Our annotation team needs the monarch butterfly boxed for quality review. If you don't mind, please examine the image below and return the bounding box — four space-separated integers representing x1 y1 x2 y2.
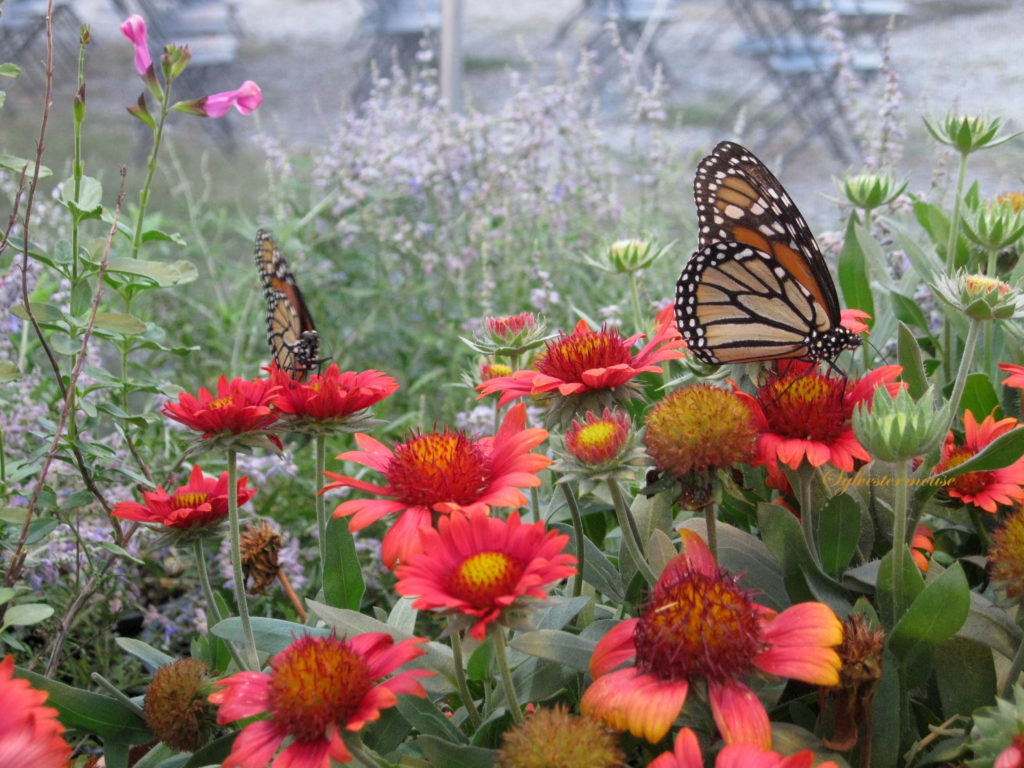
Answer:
255 229 321 380
674 141 862 367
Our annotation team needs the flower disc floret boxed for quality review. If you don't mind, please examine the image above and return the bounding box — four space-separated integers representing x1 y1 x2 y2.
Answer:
644 385 756 476
388 430 491 507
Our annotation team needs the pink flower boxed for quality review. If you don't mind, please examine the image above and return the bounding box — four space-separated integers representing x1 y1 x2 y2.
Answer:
200 80 262 118
841 308 872 334
999 362 1024 389
0 656 71 768
650 728 840 768
119 15 152 76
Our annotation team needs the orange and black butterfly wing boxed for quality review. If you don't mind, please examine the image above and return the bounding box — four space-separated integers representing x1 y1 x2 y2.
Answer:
255 229 321 380
677 141 860 365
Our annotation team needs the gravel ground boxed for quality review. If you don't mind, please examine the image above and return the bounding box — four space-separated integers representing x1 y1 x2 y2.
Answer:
5 0 1024 224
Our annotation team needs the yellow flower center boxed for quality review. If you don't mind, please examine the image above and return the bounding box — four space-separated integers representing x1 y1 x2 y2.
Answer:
268 636 373 743
208 396 234 409
635 566 762 682
965 274 1010 296
172 491 208 510
448 551 523 608
944 447 994 497
535 326 632 382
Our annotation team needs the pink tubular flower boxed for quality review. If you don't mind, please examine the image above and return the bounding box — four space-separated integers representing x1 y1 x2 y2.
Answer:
0 656 71 768
394 509 577 640
932 410 1024 513
1000 363 1024 389
200 80 262 118
476 315 685 409
120 14 152 76
322 402 550 568
649 728 840 768
747 361 903 473
269 363 398 422
163 375 280 438
582 530 842 746
210 633 431 768
112 464 256 531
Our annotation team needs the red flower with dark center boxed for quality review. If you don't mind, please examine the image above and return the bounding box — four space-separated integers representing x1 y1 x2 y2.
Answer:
163 375 280 438
932 410 1024 513
476 316 684 408
748 361 902 472
210 633 431 768
322 403 550 568
269 363 398 423
581 530 841 746
112 464 256 531
395 509 576 639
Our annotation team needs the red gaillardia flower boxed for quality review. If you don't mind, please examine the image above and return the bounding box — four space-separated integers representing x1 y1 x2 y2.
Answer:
911 524 935 573
112 464 256 531
566 408 632 466
322 403 551 568
210 633 431 768
999 362 1024 389
269 363 398 425
163 375 280 438
749 361 902 473
840 309 872 335
932 410 1024 513
486 312 537 340
0 656 71 768
649 727 840 768
476 315 685 412
394 510 576 640
581 530 842 746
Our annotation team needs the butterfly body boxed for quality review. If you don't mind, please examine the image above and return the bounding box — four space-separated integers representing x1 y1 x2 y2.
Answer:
675 141 861 366
255 229 321 380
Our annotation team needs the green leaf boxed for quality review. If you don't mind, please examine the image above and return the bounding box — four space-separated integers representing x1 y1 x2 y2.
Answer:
889 562 970 663
388 596 418 636
896 322 929 399
0 63 21 77
874 548 924 627
466 637 494 682
323 515 364 610
934 637 997 718
870 649 905 768
838 216 876 323
1 603 53 631
212 616 327 656
551 523 623 602
957 590 1023 659
816 493 861 577
417 734 495 768
511 629 595 672
0 362 19 382
14 667 152 744
140 228 187 246
62 175 103 219
890 291 931 332
934 426 1024 480
0 154 51 178
11 301 64 324
92 311 147 337
105 257 198 287
99 540 145 565
115 637 174 670
180 733 236 768
396 694 467 743
958 372 1000 421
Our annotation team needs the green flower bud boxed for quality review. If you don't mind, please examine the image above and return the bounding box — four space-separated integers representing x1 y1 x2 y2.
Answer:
584 237 673 275
842 172 907 212
852 387 947 463
161 43 192 82
962 200 1024 252
922 113 1020 155
931 272 1024 321
969 684 1024 768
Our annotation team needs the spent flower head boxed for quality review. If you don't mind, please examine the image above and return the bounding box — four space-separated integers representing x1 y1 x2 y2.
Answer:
494 705 623 768
143 659 217 753
923 113 1020 155
989 507 1024 603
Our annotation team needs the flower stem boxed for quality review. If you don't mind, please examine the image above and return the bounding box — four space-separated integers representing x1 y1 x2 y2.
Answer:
130 81 173 260
315 433 328 570
607 479 657 586
530 486 541 523
890 460 911 620
627 271 644 333
193 538 245 671
969 507 994 551
945 151 970 277
794 462 820 567
492 628 524 725
1001 630 1024 699
703 504 718 560
227 450 259 670
450 626 483 729
942 318 981 438
560 483 585 598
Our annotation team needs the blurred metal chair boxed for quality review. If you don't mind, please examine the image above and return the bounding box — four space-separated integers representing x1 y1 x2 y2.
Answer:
582 0 683 88
0 0 81 87
350 0 441 104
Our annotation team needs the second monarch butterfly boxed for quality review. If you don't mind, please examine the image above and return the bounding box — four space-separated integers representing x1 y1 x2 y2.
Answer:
255 229 321 380
674 141 862 367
